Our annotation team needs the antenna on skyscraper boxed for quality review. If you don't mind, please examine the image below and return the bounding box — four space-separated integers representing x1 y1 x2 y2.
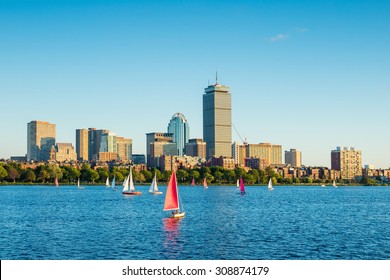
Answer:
215 70 218 85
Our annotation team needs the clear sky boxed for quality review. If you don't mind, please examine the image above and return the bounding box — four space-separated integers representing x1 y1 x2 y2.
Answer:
0 0 389 168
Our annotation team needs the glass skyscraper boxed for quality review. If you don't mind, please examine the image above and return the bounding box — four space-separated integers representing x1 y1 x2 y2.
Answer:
203 79 232 159
167 113 190 156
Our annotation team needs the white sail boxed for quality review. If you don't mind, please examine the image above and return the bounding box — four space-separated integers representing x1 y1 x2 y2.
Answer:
268 178 274 191
333 180 337 188
77 178 80 187
122 175 129 192
236 179 239 188
149 173 159 193
129 166 135 192
111 177 116 189
106 177 110 187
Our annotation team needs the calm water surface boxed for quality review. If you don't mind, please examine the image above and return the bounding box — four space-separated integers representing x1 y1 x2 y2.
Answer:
0 185 389 260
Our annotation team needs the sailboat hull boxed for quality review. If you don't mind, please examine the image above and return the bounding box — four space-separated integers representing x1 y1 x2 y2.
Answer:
149 191 163 195
169 212 185 218
122 191 142 195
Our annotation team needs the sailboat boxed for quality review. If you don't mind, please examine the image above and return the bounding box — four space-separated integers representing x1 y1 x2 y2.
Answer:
268 178 274 191
105 177 110 188
333 180 338 188
203 177 208 189
122 166 142 195
111 176 117 191
149 173 163 195
191 178 195 186
239 176 246 194
54 177 59 187
164 171 185 218
77 178 84 189
236 179 240 189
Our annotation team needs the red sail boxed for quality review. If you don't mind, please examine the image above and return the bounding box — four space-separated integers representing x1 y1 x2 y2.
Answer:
164 172 179 211
239 177 245 193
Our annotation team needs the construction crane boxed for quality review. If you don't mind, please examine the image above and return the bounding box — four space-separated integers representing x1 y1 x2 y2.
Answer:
232 123 247 145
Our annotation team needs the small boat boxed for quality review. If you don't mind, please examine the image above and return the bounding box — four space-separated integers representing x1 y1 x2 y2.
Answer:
164 171 185 218
321 184 326 187
203 177 208 189
268 178 274 191
149 172 163 195
105 177 110 188
191 178 195 186
111 176 117 191
333 180 338 188
122 166 142 195
77 178 84 189
236 179 239 189
238 176 246 194
54 177 59 187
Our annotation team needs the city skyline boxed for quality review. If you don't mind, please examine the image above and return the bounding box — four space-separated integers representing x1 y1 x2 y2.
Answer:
1 0 389 168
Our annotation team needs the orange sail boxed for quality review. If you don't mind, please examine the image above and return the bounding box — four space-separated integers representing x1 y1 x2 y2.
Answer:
164 172 179 211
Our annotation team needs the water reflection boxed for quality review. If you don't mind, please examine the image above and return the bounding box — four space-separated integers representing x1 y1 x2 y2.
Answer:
162 218 183 259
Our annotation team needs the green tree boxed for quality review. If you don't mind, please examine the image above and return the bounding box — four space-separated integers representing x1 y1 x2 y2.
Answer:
7 167 20 183
141 170 153 182
223 169 236 184
293 177 300 184
89 169 99 183
36 165 50 183
112 171 124 182
188 170 200 183
97 168 110 182
204 173 214 185
176 169 188 183
0 165 8 181
21 169 36 183
214 171 224 183
48 164 63 182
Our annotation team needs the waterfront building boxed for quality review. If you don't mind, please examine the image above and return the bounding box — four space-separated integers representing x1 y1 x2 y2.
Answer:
185 138 206 158
132 154 146 164
100 132 117 154
54 143 77 162
76 129 89 161
331 146 362 179
203 76 232 159
88 128 110 161
210 156 235 170
235 143 282 167
146 132 176 167
27 120 56 162
245 157 269 170
98 152 118 162
167 113 190 156
285 149 302 167
116 136 132 162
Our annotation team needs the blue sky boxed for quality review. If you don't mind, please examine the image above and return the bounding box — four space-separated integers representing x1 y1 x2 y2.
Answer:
1 0 389 168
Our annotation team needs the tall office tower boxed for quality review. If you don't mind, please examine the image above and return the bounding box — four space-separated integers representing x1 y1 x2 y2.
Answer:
27 120 56 161
203 75 232 159
285 149 302 167
244 143 282 165
88 128 109 161
167 113 190 156
331 146 362 179
116 136 133 162
100 132 117 153
76 129 89 161
185 138 206 158
146 132 177 167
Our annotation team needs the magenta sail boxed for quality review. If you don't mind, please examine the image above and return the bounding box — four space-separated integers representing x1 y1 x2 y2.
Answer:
239 177 245 193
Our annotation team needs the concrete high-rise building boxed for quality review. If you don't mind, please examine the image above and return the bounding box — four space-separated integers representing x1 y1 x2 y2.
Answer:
27 120 56 161
203 76 232 159
167 113 190 156
237 143 282 166
285 149 302 167
54 143 77 162
100 132 117 153
76 129 89 161
232 141 246 166
331 146 362 179
146 132 177 167
88 128 109 161
185 138 206 158
116 136 132 162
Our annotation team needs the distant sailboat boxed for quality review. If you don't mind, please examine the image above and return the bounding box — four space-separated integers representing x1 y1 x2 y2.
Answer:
268 178 274 191
239 176 245 194
191 178 195 186
105 177 110 188
236 179 239 189
54 177 59 187
333 180 338 188
77 178 84 189
203 177 208 189
111 176 117 191
164 171 185 218
122 166 142 195
149 173 163 195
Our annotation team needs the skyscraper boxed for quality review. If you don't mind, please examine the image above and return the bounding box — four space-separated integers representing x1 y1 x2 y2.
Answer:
203 75 232 159
146 132 177 167
331 146 362 179
88 128 109 161
167 112 189 156
27 120 56 161
285 149 302 167
76 129 89 161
